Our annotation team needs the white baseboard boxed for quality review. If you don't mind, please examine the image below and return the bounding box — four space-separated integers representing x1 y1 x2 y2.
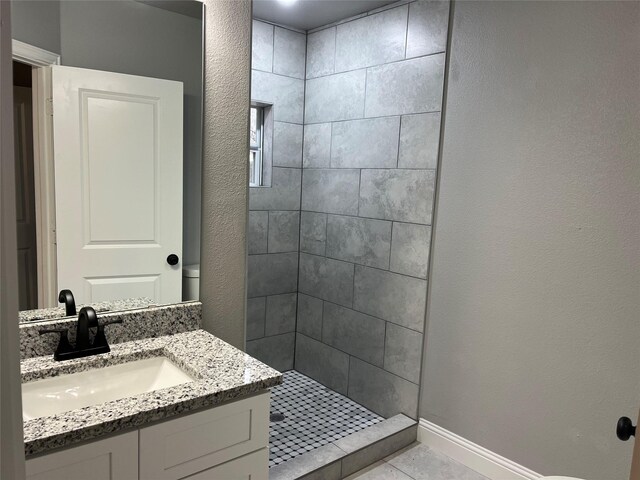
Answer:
418 418 542 480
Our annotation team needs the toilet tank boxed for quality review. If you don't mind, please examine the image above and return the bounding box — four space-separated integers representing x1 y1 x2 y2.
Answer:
182 264 200 301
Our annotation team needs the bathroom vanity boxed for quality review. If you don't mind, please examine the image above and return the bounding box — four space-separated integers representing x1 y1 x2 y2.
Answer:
20 324 282 480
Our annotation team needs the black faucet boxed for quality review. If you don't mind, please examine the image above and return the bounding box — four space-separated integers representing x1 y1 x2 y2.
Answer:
39 307 123 361
58 289 77 317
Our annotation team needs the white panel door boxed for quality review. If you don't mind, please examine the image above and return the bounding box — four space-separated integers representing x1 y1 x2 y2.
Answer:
51 66 183 305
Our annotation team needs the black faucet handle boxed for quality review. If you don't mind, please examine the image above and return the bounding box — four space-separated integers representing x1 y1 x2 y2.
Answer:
39 328 74 360
93 319 123 349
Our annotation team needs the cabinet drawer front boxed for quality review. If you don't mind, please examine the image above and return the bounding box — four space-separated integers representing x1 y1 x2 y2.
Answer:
182 449 268 480
139 393 270 479
26 431 138 480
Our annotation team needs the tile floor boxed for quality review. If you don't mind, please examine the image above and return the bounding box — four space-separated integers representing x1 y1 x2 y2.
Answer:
269 370 384 468
345 443 489 480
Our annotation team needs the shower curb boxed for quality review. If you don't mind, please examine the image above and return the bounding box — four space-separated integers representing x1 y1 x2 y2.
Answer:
269 414 417 480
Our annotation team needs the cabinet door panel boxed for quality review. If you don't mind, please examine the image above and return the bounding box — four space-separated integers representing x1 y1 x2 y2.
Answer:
26 431 138 480
140 393 270 479
182 449 268 480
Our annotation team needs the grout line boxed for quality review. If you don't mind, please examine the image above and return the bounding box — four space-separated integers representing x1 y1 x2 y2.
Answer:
298 207 433 230
291 28 309 371
304 109 442 126
332 26 337 74
404 1 410 59
296 280 425 338
396 116 403 168
305 50 445 82
307 0 418 35
252 66 305 82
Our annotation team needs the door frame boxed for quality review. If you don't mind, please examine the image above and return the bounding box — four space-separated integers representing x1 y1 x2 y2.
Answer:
12 40 59 308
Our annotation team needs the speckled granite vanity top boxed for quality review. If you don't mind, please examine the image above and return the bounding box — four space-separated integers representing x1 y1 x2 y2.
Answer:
22 329 282 456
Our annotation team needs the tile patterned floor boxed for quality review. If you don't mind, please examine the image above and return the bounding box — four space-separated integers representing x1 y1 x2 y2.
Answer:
269 370 384 468
345 443 489 480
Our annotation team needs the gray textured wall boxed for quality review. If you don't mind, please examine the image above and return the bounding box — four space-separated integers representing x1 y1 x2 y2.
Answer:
421 2 640 479
11 0 61 53
295 0 449 419
199 0 252 348
246 20 305 371
1 1 26 477
12 1 203 267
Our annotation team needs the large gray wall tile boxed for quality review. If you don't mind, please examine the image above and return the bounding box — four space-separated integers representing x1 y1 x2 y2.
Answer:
306 27 335 79
303 123 331 168
252 70 304 123
297 293 323 340
265 292 297 335
322 302 385 366
250 167 301 211
273 27 306 79
384 323 422 383
305 70 366 123
335 5 408 72
390 223 431 279
365 55 445 117
354 266 427 332
268 211 300 253
299 253 354 307
331 117 400 168
302 169 360 215
326 215 391 269
295 333 349 394
348 357 419 418
248 211 268 254
247 332 294 371
248 252 298 297
406 0 450 58
359 169 436 224
247 296 266 340
273 122 303 167
300 211 327 255
398 113 440 169
252 20 273 72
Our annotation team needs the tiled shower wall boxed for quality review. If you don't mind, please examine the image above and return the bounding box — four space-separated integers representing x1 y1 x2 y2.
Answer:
247 1 450 419
295 1 449 419
246 20 306 371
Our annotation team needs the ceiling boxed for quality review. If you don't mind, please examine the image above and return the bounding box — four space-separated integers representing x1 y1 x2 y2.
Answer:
253 0 397 31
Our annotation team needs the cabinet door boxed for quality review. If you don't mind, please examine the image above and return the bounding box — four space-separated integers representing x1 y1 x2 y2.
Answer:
139 393 270 480
181 449 268 480
25 431 138 480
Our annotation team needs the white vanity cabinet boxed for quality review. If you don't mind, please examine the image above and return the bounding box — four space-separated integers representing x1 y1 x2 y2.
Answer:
25 393 270 480
25 431 139 480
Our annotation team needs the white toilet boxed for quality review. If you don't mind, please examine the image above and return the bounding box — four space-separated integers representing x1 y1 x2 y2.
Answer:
182 264 200 301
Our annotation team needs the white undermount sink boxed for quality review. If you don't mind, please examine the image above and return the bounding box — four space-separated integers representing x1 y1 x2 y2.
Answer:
22 357 194 421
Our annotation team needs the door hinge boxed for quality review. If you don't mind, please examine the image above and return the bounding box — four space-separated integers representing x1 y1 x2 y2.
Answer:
46 98 53 116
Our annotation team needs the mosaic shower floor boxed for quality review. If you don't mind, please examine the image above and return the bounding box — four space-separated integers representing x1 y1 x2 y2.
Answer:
268 370 384 468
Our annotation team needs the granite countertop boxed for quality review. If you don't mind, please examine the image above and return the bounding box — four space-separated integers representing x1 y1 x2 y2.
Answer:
19 297 154 323
22 329 282 457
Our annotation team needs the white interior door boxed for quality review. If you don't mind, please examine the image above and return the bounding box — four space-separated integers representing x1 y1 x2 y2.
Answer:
14 85 38 310
51 65 183 305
